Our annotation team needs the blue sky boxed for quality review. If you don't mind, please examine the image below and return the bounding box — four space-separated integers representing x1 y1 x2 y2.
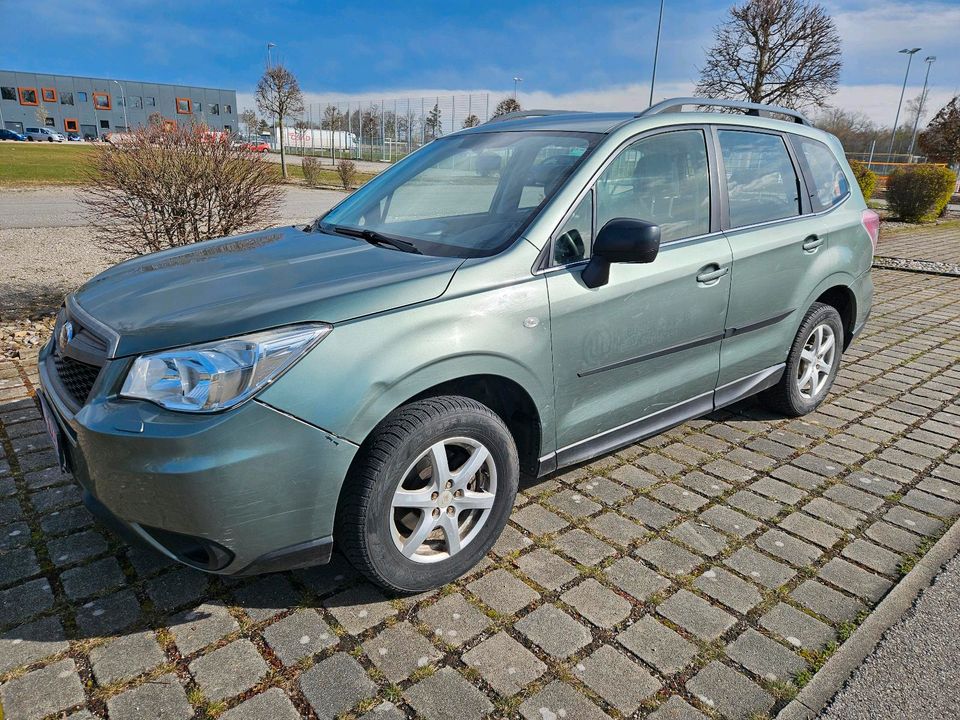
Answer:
2 0 958 123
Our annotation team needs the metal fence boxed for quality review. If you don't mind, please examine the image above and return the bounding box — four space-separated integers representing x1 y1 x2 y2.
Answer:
278 93 494 162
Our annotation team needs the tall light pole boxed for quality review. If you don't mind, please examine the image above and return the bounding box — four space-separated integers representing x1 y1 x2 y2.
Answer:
887 47 920 160
113 80 129 131
266 42 276 68
907 56 936 160
648 0 665 107
513 76 523 100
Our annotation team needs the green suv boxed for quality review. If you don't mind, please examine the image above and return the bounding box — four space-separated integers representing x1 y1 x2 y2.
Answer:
39 98 876 592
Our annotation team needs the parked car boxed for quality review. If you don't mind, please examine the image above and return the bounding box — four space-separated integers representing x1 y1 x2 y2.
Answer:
39 98 876 592
245 140 270 152
66 133 83 142
0 128 26 141
24 127 65 142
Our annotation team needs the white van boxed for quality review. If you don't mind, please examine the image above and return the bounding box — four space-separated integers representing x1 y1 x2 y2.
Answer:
24 127 65 142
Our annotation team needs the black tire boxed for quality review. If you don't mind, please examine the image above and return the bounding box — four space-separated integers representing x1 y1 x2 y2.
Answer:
761 302 844 417
337 395 519 593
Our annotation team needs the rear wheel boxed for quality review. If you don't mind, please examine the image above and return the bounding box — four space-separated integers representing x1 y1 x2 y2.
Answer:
338 396 519 592
761 302 843 417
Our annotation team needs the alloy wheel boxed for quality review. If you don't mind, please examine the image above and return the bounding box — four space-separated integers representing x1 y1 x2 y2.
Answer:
797 323 836 399
390 437 497 563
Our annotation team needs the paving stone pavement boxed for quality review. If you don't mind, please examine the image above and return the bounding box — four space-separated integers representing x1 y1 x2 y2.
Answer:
877 222 960 266
0 267 959 719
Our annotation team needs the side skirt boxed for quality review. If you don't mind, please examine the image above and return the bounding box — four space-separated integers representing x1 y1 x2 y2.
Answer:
540 364 785 476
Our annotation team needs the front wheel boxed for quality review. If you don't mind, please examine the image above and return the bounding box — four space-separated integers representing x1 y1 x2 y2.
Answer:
761 302 843 417
338 396 519 592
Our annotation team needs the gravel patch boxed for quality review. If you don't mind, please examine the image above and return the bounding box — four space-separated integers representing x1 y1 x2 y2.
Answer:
872 256 960 276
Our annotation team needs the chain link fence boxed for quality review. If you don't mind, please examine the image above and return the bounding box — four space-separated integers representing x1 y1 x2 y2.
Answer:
276 93 494 163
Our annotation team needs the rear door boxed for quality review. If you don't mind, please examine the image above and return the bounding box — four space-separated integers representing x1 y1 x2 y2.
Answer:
546 127 733 465
714 127 823 392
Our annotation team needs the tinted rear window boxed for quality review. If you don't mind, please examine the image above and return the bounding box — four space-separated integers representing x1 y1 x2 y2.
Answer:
795 136 850 210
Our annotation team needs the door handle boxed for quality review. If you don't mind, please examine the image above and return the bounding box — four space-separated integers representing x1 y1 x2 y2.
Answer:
802 235 824 253
696 265 729 285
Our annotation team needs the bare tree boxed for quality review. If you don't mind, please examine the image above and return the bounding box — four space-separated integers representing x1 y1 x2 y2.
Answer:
492 97 521 118
239 108 259 140
81 124 282 256
425 103 443 140
696 0 841 109
919 96 960 164
255 64 304 177
462 114 481 128
322 104 344 130
814 107 875 154
34 104 49 127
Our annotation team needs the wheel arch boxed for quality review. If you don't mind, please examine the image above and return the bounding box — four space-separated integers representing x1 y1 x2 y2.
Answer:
814 284 857 350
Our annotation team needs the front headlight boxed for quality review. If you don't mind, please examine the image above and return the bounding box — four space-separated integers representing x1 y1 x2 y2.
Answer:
120 324 331 412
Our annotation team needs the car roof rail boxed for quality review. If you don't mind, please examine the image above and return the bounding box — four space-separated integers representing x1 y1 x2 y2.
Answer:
482 109 578 125
639 97 812 126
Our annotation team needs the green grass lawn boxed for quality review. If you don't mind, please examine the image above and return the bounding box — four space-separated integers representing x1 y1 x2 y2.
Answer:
0 142 375 189
0 142 96 186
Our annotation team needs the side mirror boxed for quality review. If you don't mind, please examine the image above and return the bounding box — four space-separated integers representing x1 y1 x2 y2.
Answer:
581 218 661 288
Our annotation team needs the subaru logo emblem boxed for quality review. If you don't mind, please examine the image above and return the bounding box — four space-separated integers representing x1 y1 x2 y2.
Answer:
59 321 74 348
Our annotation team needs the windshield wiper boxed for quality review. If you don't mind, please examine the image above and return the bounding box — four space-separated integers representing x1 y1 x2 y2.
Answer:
324 224 421 254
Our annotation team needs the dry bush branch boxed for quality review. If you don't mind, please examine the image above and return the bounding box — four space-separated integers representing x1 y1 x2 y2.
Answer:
81 124 283 257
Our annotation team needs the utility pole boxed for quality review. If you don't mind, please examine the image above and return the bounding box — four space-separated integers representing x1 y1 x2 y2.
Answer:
113 80 129 131
887 47 920 161
648 0 665 107
907 56 936 160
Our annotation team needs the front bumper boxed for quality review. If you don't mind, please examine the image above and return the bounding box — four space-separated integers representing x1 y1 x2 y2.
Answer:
38 339 359 575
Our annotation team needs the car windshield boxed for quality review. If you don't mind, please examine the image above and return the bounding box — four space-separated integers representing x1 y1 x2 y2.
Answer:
319 130 601 257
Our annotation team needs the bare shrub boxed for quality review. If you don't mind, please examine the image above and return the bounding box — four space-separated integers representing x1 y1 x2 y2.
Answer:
301 156 324 186
337 159 357 190
81 124 283 257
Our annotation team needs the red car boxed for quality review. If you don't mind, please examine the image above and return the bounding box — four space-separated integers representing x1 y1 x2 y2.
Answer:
245 140 270 153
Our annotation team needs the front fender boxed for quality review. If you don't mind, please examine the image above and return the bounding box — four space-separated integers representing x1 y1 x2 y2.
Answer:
259 261 555 455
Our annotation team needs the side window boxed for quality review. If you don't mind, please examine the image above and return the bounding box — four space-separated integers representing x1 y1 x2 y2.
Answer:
795 136 849 211
595 129 711 243
717 130 800 227
552 190 593 265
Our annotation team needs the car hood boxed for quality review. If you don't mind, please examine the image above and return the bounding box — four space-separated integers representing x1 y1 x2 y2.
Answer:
73 226 464 357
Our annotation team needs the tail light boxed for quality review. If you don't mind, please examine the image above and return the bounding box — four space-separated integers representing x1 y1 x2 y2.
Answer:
861 209 880 254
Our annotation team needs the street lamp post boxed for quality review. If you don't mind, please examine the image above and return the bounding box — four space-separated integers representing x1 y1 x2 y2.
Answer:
267 42 276 68
648 0 665 108
113 80 129 131
513 76 523 100
887 47 920 161
907 56 936 160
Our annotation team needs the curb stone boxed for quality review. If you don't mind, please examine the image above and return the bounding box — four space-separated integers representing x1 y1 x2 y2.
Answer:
777 516 960 720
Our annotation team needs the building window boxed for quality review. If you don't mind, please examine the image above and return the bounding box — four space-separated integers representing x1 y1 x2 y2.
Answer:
145 96 155 107
93 92 111 110
44 117 55 127
195 102 202 112
100 119 110 129
60 92 74 106
225 104 232 114
130 96 142 109
77 91 88 102
210 103 219 115
1 87 15 100
224 124 232 132
64 118 79 132
18 88 39 105
176 97 192 114
41 87 57 103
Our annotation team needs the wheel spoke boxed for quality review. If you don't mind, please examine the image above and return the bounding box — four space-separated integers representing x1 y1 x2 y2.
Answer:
818 332 835 358
814 325 824 349
392 489 435 510
455 490 496 511
798 363 816 393
428 441 451 487
401 512 436 557
451 446 490 492
438 513 462 555
800 348 817 364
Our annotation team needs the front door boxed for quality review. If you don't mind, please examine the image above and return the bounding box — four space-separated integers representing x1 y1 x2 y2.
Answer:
546 128 732 466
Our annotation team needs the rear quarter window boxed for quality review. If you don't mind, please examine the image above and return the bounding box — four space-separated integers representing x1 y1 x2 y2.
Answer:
795 136 850 211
